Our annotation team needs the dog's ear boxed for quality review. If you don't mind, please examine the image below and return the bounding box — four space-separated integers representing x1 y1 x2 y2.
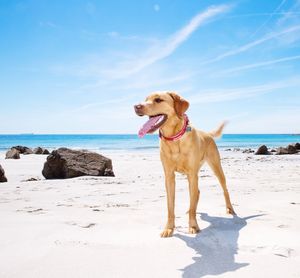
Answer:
168 92 189 117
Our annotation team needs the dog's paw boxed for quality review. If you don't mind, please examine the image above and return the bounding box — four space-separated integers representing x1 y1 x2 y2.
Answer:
227 207 236 215
189 226 200 234
160 228 174 238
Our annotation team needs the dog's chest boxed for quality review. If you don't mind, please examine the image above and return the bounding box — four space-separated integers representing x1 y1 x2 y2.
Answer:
161 144 192 174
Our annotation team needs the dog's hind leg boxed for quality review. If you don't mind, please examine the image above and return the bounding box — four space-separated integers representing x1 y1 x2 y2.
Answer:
206 142 236 215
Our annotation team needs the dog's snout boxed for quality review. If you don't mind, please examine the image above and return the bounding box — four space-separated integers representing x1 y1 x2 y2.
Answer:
134 104 145 116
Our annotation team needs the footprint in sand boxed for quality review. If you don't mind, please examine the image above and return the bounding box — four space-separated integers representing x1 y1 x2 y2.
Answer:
273 247 295 258
92 208 104 212
28 208 45 214
22 177 40 182
277 224 289 228
65 221 97 228
16 207 46 214
56 203 73 207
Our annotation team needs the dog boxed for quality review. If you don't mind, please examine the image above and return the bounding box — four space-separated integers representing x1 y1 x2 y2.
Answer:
134 92 235 237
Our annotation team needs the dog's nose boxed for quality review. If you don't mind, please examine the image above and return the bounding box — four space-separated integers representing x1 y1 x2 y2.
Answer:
134 104 144 116
134 104 144 113
134 104 143 110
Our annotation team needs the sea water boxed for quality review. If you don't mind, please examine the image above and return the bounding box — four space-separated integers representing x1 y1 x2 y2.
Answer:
0 134 299 152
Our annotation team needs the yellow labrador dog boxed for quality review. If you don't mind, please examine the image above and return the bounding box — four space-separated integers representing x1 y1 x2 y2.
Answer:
134 92 235 237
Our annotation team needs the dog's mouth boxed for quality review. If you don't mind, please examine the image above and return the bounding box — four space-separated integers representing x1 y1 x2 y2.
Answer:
138 114 168 138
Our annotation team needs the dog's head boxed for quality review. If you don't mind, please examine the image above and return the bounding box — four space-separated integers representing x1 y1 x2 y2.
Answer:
134 92 189 137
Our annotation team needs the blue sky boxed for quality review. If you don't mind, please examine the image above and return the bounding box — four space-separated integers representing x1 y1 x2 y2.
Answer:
0 0 300 134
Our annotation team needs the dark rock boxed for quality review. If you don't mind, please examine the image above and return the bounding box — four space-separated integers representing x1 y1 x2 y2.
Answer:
255 145 270 155
33 147 49 155
42 149 50 155
276 145 297 155
23 148 33 155
287 144 297 154
42 148 115 179
242 148 254 153
11 146 33 155
5 148 20 159
270 149 276 152
33 147 43 154
294 142 300 150
276 147 288 155
0 164 7 183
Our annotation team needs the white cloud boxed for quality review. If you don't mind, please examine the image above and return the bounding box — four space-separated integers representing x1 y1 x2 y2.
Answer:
277 0 300 26
225 11 300 19
218 54 300 75
201 24 300 65
249 0 287 38
103 4 232 79
51 4 232 87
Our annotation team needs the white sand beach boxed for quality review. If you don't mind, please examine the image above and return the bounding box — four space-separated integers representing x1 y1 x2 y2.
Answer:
0 151 299 278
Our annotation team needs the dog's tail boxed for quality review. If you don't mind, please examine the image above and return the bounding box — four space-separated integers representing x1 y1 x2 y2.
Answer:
209 121 227 138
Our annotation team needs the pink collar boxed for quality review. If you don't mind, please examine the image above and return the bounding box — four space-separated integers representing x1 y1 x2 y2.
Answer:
159 114 189 142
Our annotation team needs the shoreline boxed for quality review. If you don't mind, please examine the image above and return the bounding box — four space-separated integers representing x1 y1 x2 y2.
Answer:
1 133 300 154
1 144 300 157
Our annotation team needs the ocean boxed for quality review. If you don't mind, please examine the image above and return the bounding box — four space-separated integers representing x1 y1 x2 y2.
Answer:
0 134 299 152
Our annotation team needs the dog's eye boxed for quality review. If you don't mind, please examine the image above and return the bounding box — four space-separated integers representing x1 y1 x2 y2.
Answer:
154 98 163 103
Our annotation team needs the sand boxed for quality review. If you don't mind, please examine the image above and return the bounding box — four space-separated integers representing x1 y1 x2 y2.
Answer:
0 150 299 278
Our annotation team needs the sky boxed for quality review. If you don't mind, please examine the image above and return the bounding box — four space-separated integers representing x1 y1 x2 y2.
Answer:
0 0 300 134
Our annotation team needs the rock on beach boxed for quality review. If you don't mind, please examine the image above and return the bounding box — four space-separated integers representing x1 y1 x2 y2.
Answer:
0 164 7 182
5 148 20 159
11 146 33 155
255 145 270 155
42 148 115 179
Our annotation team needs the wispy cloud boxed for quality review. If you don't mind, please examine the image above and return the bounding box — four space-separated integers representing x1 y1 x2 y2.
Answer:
277 0 300 26
104 4 232 78
70 94 138 113
201 24 300 65
51 4 232 86
188 77 300 104
249 0 287 38
218 54 300 75
225 12 300 19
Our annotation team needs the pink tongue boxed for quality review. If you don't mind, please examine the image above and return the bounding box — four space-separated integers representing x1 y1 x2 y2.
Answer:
138 115 163 138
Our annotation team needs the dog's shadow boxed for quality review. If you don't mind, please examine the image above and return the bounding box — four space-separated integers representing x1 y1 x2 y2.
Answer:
175 213 263 278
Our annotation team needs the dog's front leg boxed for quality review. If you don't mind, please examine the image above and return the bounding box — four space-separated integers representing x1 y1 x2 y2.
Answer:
160 170 175 237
